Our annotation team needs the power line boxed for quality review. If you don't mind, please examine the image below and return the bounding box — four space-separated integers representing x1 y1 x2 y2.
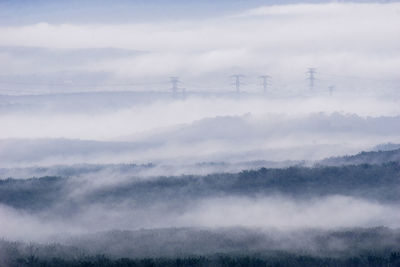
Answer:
0 80 168 87
318 72 397 83
1 71 398 97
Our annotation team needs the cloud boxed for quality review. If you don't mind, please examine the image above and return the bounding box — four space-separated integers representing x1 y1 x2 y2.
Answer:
179 195 400 229
1 95 399 141
0 195 398 242
0 2 399 91
2 111 400 168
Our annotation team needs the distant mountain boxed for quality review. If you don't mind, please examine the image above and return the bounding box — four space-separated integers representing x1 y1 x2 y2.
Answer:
319 148 400 166
123 113 400 144
2 113 400 167
1 163 399 213
372 143 400 152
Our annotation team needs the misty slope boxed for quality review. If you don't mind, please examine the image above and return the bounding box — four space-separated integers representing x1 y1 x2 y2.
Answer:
1 146 399 180
320 148 400 166
373 143 400 152
125 113 400 144
0 160 304 180
2 113 400 167
0 138 160 167
1 163 399 213
0 148 400 263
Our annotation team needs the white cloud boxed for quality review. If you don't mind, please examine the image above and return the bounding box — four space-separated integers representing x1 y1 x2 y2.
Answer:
0 195 398 242
0 2 398 86
179 195 400 229
1 96 399 141
2 108 400 167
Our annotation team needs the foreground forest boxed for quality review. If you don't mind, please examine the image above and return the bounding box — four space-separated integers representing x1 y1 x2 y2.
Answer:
1 226 400 266
6 249 400 267
1 155 400 211
0 149 399 266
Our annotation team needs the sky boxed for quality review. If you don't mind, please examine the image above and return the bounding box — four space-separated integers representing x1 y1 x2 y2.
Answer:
0 0 399 94
1 0 397 25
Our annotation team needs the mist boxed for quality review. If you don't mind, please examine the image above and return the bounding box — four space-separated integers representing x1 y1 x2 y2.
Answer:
0 195 398 243
0 2 399 94
1 1 400 265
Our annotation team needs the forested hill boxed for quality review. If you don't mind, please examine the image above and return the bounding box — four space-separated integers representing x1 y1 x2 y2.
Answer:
1 162 399 213
318 148 400 166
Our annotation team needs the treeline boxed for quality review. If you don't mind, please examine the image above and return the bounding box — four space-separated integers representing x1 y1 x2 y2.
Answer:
9 252 400 267
2 147 400 181
74 162 400 204
0 162 400 211
319 148 400 166
1 227 400 264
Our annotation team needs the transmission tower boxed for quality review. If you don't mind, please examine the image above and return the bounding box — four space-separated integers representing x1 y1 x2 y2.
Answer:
231 74 245 93
306 68 317 91
169 76 180 96
259 75 271 93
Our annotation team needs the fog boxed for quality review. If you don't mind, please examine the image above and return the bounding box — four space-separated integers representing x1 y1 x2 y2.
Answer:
1 1 399 263
1 109 400 168
0 2 399 94
2 95 400 138
0 195 398 243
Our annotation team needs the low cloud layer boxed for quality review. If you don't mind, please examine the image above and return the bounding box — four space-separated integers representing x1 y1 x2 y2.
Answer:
0 195 397 242
1 95 400 140
2 111 400 168
0 2 399 94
